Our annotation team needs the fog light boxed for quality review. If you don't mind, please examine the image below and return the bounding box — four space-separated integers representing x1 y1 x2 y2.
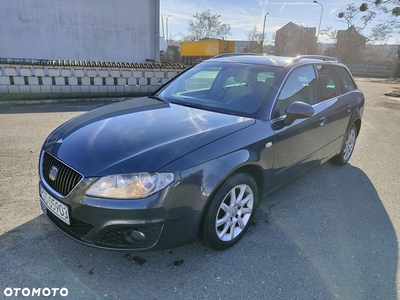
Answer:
130 230 146 241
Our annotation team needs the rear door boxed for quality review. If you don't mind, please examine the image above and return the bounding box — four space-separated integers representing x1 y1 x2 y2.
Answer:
316 64 356 159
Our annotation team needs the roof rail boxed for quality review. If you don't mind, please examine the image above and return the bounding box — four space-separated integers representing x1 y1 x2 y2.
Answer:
211 53 263 59
292 55 342 63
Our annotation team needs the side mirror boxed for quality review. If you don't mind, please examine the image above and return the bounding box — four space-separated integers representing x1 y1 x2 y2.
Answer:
284 101 314 126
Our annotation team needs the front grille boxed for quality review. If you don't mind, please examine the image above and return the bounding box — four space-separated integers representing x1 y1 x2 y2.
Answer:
94 224 163 249
41 151 83 196
46 210 93 239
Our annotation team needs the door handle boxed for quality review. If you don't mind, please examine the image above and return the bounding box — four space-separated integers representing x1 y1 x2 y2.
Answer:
319 117 327 126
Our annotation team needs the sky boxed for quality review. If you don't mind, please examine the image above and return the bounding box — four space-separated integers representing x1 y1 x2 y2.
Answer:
160 0 399 44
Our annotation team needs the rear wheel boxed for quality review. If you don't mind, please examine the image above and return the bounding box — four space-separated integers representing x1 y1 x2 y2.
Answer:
330 124 358 165
201 173 258 250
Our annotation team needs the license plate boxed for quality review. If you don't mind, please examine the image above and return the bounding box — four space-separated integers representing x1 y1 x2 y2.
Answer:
40 185 70 225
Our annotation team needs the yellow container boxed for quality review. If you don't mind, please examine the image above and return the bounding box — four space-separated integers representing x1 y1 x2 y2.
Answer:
180 40 235 58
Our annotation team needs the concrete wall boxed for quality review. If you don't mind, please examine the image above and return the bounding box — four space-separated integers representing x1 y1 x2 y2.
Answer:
0 61 184 101
346 61 395 78
0 0 160 62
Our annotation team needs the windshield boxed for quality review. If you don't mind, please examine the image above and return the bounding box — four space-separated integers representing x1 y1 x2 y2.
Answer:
156 61 282 118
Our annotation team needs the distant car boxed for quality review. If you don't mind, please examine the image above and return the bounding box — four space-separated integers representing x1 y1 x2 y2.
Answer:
39 54 364 251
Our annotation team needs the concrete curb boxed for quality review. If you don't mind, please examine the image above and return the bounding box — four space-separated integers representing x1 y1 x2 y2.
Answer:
384 92 400 97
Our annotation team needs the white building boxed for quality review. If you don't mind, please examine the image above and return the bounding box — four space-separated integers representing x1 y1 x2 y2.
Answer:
0 0 160 62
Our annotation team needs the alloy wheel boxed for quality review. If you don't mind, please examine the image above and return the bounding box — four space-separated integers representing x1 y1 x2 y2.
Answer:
215 184 254 242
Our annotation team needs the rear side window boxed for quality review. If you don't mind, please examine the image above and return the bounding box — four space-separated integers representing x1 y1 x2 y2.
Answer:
335 66 356 93
317 65 342 101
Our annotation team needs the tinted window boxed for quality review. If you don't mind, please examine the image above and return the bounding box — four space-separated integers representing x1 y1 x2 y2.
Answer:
276 65 318 117
334 66 356 92
317 65 342 101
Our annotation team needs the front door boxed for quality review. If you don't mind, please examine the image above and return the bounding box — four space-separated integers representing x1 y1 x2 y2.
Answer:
270 65 327 189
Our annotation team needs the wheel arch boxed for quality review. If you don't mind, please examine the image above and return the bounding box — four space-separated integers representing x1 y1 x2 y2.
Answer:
229 165 265 202
354 117 361 137
197 163 265 238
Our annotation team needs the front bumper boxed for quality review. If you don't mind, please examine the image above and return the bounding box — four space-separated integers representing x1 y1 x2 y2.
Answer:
39 181 201 251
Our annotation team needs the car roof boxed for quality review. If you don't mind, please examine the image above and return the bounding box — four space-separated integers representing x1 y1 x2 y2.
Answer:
210 54 343 68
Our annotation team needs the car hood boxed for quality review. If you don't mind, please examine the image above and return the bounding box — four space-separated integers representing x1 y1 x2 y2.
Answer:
43 97 255 176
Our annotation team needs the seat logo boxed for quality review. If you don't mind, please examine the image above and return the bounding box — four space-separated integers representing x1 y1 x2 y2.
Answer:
49 166 59 181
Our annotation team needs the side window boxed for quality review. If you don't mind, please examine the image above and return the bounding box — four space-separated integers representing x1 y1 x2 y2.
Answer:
317 65 342 101
334 66 356 93
276 66 317 117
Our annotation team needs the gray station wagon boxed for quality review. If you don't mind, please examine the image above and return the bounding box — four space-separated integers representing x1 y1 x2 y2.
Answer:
39 54 364 251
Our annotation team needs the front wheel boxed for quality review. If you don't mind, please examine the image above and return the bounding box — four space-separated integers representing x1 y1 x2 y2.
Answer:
330 124 358 165
201 173 258 250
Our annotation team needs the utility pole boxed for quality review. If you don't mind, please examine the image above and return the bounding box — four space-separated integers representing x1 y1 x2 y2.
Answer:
261 13 269 54
166 15 171 45
161 15 165 38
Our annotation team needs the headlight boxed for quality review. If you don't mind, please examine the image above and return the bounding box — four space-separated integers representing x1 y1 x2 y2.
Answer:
86 173 174 199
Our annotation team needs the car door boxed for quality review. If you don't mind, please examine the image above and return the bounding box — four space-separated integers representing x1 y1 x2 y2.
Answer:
316 64 356 159
270 65 328 189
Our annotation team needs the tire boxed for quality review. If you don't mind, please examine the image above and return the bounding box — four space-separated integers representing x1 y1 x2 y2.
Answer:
201 173 258 250
330 124 358 165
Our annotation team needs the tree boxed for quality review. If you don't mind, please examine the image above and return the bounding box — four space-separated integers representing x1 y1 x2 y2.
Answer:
336 3 394 43
321 3 396 61
297 28 318 55
274 29 289 56
274 23 317 56
356 1 400 78
246 25 272 53
183 10 231 41
394 45 400 78
246 25 263 44
336 26 368 61
358 0 400 16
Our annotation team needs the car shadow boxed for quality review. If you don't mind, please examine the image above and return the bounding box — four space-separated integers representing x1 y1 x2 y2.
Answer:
0 163 397 300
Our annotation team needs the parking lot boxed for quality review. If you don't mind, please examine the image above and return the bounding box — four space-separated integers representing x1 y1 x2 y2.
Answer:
0 78 399 299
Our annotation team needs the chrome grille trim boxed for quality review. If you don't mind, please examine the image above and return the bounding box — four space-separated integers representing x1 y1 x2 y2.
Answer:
39 151 84 198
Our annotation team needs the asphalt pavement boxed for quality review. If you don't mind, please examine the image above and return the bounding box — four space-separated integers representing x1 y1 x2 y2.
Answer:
0 78 399 300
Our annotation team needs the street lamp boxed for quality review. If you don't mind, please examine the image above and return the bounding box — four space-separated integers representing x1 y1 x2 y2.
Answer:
261 13 269 53
313 0 323 42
